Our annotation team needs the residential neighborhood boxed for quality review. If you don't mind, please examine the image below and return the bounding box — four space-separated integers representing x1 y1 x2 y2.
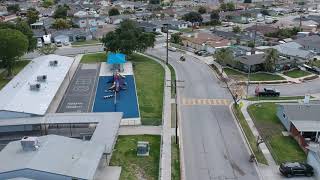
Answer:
1 0 320 180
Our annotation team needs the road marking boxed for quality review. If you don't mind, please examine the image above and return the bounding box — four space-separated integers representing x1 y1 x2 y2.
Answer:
181 98 231 106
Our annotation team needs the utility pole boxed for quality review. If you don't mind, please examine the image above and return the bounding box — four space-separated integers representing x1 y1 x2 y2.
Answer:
246 65 251 99
164 23 169 65
167 79 184 144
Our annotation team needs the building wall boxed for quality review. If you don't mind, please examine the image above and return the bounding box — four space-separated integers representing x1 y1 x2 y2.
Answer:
307 151 320 179
0 169 86 180
0 111 33 119
276 106 291 131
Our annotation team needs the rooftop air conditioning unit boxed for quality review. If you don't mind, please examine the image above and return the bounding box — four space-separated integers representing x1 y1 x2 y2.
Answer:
20 136 39 151
37 75 47 82
49 60 58 66
30 83 41 91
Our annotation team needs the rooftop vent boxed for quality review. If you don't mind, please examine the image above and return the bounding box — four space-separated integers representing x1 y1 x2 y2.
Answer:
30 83 41 91
37 75 47 82
20 136 39 151
49 60 58 66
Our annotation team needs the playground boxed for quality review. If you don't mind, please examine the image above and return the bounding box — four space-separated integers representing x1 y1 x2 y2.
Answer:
92 53 140 125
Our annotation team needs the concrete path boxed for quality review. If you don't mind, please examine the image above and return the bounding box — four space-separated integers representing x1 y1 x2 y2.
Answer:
47 54 82 113
138 53 172 180
119 126 162 135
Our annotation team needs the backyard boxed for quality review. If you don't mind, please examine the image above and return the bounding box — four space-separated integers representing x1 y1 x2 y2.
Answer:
247 102 306 164
110 135 161 180
80 53 106 63
224 68 285 81
0 60 30 90
71 39 100 46
283 69 312 78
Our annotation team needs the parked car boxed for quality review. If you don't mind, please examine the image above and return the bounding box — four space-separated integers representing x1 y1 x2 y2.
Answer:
279 162 314 178
55 40 62 47
180 55 186 61
195 50 206 56
37 39 43 48
255 87 280 97
168 46 177 52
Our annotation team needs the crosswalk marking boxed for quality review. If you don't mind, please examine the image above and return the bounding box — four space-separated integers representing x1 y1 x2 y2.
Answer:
181 98 231 106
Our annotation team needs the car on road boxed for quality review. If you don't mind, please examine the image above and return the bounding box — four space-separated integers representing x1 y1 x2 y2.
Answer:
255 87 280 97
279 162 314 178
37 39 43 48
55 40 62 47
180 55 186 61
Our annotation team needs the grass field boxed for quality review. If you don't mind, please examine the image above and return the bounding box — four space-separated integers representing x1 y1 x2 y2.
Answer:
110 135 161 180
80 53 106 63
131 54 164 125
247 96 306 101
283 69 312 78
172 138 180 180
0 60 30 90
224 68 285 81
233 105 268 164
247 103 306 164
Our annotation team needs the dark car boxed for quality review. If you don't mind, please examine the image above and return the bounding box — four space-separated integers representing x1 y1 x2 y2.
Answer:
255 88 280 97
279 162 314 178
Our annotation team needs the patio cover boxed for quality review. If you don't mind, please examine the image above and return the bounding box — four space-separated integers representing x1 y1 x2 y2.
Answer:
107 53 126 64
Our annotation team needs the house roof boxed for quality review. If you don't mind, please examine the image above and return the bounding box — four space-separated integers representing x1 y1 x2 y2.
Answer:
295 35 320 50
245 25 278 35
272 42 312 59
278 103 320 132
237 53 266 65
0 135 105 179
0 55 74 116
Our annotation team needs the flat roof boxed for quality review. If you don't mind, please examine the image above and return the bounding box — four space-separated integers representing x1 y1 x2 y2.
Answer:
291 120 320 132
0 135 105 180
0 55 74 116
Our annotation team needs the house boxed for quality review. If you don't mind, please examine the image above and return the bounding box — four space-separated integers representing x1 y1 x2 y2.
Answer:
153 20 188 30
245 25 278 36
138 21 160 32
51 29 92 42
181 32 230 53
272 42 314 62
276 102 320 151
295 35 320 55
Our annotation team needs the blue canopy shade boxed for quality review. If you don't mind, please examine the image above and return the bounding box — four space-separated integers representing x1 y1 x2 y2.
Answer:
107 53 126 64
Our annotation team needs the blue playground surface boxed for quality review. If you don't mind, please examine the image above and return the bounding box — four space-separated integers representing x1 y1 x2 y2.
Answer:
92 75 140 119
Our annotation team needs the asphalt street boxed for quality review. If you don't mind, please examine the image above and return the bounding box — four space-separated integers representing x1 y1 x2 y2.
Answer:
147 47 260 180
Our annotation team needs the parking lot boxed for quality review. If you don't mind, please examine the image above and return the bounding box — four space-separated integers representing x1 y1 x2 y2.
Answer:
57 64 99 113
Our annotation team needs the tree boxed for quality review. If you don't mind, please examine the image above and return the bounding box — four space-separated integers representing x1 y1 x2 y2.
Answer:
108 8 120 16
198 6 206 14
220 3 227 11
0 20 37 51
0 29 28 78
101 19 155 55
38 44 57 55
170 33 182 44
232 26 241 33
7 4 20 14
226 2 235 11
263 49 279 72
244 0 252 3
247 41 255 48
42 0 55 8
260 9 270 16
51 18 71 29
214 48 234 66
53 4 69 19
26 8 39 25
182 12 203 29
210 10 220 21
150 0 160 4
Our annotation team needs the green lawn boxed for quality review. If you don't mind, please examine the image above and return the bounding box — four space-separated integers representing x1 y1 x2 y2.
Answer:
233 105 268 164
247 96 306 101
247 103 306 164
131 54 164 125
168 63 176 98
283 69 312 78
172 138 180 180
224 68 285 81
0 60 30 90
71 39 100 46
310 60 320 68
80 53 106 63
110 135 161 180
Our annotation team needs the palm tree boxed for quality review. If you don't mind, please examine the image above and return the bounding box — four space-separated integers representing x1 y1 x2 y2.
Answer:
263 49 279 72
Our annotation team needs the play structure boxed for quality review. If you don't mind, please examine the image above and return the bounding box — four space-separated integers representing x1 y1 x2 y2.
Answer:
103 53 127 101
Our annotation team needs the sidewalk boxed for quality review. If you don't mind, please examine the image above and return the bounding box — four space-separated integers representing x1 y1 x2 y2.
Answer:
119 126 162 135
138 53 172 180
